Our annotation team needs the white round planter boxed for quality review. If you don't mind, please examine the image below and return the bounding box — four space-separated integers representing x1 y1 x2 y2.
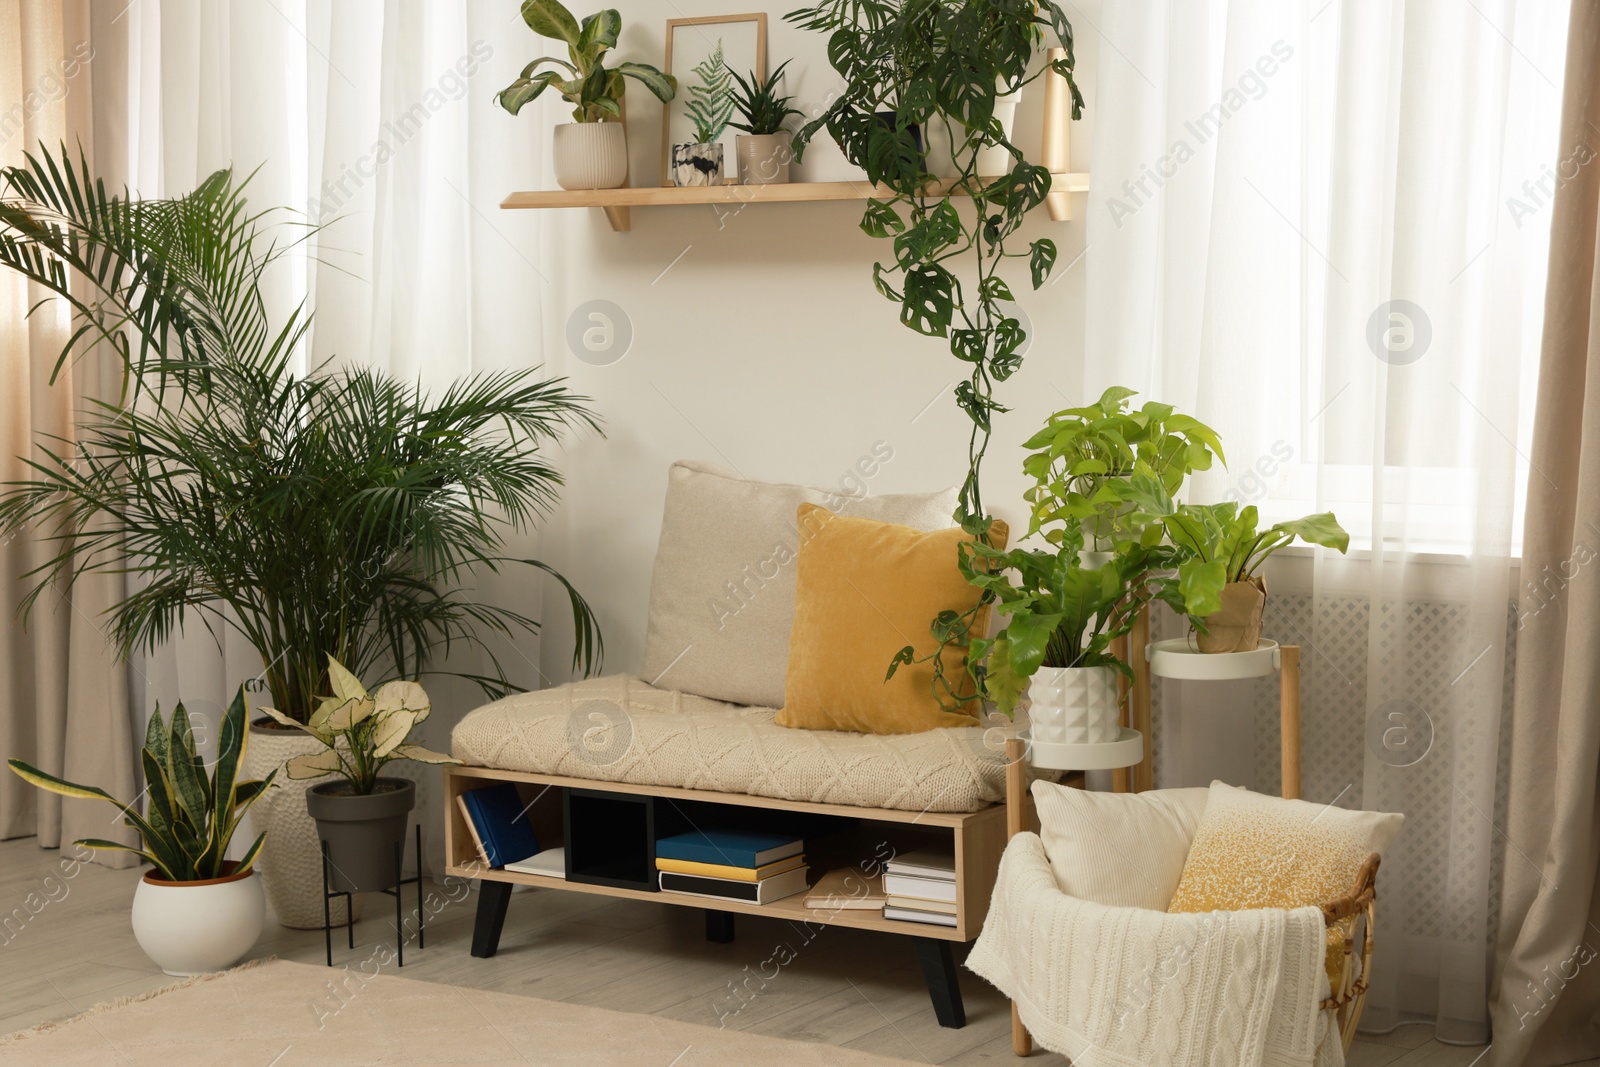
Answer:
975 88 1022 176
1026 664 1120 745
131 867 264 976
552 122 628 191
243 723 361 929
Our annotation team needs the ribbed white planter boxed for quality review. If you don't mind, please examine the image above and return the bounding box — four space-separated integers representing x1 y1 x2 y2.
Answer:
975 89 1022 175
243 723 361 929
552 122 628 191
1027 665 1120 746
131 866 263 976
736 133 792 184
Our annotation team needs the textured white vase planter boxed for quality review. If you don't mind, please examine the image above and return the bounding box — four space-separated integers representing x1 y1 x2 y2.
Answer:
671 142 724 186
131 867 264 976
736 133 792 184
975 89 1022 175
552 122 628 191
1027 665 1120 745
243 723 361 929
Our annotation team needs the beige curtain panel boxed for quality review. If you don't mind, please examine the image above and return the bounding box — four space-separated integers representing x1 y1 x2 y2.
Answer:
1490 0 1600 1061
0 0 137 866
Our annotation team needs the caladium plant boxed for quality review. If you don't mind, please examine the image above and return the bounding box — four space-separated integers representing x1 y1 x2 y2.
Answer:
261 655 459 795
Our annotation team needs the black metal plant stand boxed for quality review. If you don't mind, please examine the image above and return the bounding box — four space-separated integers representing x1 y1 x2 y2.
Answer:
321 824 425 968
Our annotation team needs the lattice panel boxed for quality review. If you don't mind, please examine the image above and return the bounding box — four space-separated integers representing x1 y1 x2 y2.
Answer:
1148 594 1517 976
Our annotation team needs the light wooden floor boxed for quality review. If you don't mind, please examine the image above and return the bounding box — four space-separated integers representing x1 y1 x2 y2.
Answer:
0 838 1558 1065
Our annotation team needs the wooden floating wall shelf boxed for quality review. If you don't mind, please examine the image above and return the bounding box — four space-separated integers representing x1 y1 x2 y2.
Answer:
499 172 1090 232
502 45 1085 233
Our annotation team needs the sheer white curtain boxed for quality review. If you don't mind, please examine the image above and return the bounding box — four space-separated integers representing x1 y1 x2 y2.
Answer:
114 0 550 850
1083 0 1568 1044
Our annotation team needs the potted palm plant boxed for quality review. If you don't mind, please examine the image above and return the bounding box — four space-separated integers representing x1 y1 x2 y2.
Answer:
729 60 803 184
497 0 677 190
8 689 275 976
672 40 735 186
0 148 604 928
261 656 458 894
1163 503 1350 652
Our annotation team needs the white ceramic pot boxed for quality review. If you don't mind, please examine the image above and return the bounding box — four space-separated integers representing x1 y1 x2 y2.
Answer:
552 122 628 191
243 722 361 929
671 142 724 186
923 114 962 179
736 133 793 184
1027 664 1120 745
131 866 264 976
975 88 1023 176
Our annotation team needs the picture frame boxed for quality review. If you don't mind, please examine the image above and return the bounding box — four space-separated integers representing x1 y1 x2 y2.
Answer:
659 13 768 186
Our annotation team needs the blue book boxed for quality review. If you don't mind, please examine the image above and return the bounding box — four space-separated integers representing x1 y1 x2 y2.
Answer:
654 829 803 869
460 784 540 868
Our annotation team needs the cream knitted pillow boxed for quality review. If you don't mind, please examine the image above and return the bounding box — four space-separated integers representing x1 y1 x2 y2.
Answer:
639 460 958 709
1031 781 1211 911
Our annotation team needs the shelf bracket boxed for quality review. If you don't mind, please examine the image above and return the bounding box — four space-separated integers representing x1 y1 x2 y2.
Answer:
1041 46 1075 222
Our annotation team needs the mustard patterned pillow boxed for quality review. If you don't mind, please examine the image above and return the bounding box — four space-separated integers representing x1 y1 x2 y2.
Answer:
1167 781 1403 985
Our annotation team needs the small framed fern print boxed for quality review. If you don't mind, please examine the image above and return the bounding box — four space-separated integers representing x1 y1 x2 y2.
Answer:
660 14 767 186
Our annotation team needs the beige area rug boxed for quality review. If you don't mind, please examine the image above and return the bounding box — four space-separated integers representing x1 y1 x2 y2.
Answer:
0 958 924 1066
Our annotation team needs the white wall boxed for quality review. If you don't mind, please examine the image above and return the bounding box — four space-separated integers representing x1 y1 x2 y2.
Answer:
511 2 1101 684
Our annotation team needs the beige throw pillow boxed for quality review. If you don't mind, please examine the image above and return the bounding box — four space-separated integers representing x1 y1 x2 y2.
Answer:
639 460 958 709
1032 781 1211 910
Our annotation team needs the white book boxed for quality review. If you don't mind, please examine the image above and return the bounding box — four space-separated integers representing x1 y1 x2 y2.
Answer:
504 847 566 879
884 905 958 927
883 872 958 902
885 895 957 915
884 849 957 880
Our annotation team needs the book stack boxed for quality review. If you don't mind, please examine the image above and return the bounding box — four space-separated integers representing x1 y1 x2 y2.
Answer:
457 783 564 878
882 848 958 927
655 829 808 904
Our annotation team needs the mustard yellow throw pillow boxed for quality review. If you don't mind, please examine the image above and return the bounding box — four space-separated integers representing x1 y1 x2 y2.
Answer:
775 504 1005 734
1168 781 1403 985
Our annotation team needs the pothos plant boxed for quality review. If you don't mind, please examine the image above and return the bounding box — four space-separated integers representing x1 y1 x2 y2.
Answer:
1162 503 1349 622
1023 387 1226 551
496 0 677 122
787 0 1084 527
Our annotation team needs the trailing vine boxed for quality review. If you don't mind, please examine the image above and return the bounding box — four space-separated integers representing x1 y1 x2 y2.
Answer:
787 0 1083 529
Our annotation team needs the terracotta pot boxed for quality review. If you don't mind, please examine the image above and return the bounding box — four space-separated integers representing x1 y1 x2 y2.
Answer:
552 122 628 191
1197 575 1267 653
736 133 793 184
243 721 361 929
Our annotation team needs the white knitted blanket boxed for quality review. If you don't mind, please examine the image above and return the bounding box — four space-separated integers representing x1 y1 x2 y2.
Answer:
966 834 1344 1067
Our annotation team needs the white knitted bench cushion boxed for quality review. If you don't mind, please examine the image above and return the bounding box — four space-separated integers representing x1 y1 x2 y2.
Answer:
450 675 1017 813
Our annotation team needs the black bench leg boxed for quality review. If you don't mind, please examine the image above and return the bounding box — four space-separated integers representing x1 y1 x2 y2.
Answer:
471 880 514 958
913 937 966 1028
705 910 735 943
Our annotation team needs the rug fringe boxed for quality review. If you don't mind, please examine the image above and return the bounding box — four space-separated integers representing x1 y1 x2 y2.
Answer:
0 956 278 1047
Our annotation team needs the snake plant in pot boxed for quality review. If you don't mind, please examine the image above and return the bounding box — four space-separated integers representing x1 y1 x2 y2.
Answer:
8 688 276 976
0 148 604 927
261 655 459 894
497 0 677 190
730 60 803 184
